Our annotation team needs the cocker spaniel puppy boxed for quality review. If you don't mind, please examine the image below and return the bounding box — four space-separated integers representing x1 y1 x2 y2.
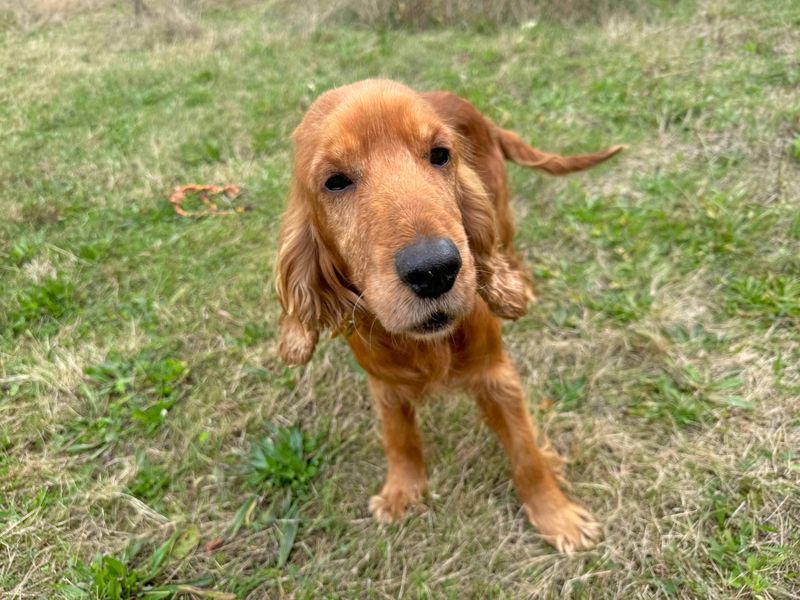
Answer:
275 79 623 552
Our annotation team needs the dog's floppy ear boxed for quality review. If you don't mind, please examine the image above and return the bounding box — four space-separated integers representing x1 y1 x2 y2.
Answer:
456 164 531 320
274 182 354 366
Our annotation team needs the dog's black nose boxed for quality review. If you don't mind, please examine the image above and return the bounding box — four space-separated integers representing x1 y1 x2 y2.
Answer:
395 237 461 299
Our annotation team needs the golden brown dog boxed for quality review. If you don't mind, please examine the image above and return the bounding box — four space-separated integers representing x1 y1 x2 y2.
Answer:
275 79 623 552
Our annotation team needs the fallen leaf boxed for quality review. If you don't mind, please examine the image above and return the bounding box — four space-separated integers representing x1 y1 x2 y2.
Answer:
538 398 555 411
205 537 225 552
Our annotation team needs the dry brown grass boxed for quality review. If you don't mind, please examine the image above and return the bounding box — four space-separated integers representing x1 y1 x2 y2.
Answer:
268 0 661 31
0 0 109 28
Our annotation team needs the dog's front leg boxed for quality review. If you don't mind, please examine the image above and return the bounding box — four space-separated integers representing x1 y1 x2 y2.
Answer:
367 377 427 523
468 354 602 553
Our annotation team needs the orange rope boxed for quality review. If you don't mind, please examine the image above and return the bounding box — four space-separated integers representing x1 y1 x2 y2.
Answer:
169 184 247 217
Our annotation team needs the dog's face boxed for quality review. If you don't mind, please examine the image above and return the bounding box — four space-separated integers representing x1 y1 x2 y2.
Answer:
275 80 517 366
303 87 477 338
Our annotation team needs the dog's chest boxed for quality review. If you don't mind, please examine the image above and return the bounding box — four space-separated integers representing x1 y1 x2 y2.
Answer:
347 331 455 389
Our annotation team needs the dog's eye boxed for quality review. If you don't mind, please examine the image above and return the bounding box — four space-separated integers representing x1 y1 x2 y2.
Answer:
324 173 353 192
430 147 450 167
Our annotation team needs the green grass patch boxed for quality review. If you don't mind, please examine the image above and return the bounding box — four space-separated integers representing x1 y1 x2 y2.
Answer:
56 353 189 456
58 528 220 600
6 277 77 336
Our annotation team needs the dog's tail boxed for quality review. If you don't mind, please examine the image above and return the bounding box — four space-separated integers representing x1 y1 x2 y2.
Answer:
496 128 625 175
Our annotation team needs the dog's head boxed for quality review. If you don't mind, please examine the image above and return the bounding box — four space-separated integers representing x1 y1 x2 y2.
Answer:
275 80 524 365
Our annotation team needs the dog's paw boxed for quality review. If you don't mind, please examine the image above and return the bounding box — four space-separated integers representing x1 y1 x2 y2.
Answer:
524 499 602 554
369 486 422 523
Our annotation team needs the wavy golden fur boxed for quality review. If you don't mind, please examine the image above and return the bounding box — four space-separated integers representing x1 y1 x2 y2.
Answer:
275 79 623 552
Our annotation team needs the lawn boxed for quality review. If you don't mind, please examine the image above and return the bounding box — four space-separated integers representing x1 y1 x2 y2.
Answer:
1 0 799 597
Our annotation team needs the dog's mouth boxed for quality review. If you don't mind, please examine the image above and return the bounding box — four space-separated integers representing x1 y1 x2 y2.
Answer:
412 311 453 335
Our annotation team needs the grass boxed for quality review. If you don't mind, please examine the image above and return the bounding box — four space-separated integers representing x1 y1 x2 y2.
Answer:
1 0 799 597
